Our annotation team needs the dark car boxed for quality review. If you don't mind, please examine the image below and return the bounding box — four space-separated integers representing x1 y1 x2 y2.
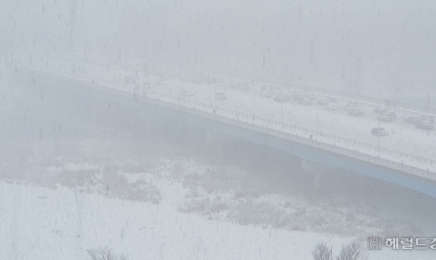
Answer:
260 91 274 98
214 92 227 100
317 99 329 106
373 107 388 114
419 115 435 123
292 91 304 100
274 94 291 103
377 113 394 122
415 121 434 130
386 111 397 119
298 97 312 105
260 86 274 97
405 116 420 124
328 97 338 103
308 93 317 100
344 102 359 111
371 127 389 136
324 102 339 110
124 76 136 84
348 107 364 116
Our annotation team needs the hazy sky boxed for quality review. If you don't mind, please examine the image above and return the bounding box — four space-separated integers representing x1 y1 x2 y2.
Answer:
2 0 436 92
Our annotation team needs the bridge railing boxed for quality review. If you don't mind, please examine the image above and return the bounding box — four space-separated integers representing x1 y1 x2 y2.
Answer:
25 68 436 182
143 92 436 181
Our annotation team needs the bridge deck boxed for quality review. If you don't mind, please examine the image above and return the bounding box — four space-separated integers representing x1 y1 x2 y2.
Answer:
21 62 436 182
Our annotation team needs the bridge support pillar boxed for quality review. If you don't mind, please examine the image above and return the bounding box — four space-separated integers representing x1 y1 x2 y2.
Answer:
313 172 322 190
206 131 232 163
302 160 326 192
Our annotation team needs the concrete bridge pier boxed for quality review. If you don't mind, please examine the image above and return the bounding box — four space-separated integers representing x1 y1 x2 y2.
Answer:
302 160 329 193
206 131 234 163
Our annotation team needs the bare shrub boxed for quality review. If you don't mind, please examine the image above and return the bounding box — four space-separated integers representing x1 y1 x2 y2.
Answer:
87 246 128 260
290 223 307 231
336 240 367 260
210 201 230 213
312 242 333 260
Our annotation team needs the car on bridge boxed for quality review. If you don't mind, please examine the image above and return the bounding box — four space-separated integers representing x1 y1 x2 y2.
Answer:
292 91 304 100
386 111 397 119
298 97 312 105
344 102 360 111
232 82 249 92
415 121 434 130
371 127 389 136
260 91 274 98
317 99 329 106
405 116 420 124
259 86 275 97
373 106 388 114
72 66 85 74
419 115 435 123
274 94 291 103
324 102 339 110
377 113 394 122
180 90 194 97
124 76 136 84
114 75 124 82
140 84 152 95
348 107 364 116
307 93 318 100
328 97 338 103
214 92 227 100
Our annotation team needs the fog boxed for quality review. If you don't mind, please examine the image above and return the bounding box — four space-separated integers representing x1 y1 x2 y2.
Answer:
1 1 436 259
2 0 436 93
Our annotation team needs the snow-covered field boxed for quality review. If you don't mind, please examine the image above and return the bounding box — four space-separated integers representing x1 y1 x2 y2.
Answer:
0 132 433 260
2 157 435 260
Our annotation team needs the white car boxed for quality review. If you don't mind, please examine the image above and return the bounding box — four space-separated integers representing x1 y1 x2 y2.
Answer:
324 103 339 110
140 84 152 95
124 76 136 84
180 90 194 97
114 75 124 82
371 127 389 136
214 92 227 100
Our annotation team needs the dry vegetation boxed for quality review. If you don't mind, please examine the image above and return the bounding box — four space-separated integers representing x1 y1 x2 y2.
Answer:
0 133 423 238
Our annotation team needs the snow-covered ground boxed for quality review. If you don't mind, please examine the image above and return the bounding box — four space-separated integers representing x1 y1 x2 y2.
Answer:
1 157 434 260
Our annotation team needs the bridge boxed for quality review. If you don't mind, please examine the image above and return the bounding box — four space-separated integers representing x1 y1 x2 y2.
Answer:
13 62 436 199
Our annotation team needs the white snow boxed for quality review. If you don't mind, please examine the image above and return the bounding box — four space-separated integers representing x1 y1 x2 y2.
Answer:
0 161 434 260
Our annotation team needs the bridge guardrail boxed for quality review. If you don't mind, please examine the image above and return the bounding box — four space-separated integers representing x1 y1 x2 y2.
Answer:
23 68 436 182
289 83 436 114
141 92 436 179
154 93 436 181
151 91 436 163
